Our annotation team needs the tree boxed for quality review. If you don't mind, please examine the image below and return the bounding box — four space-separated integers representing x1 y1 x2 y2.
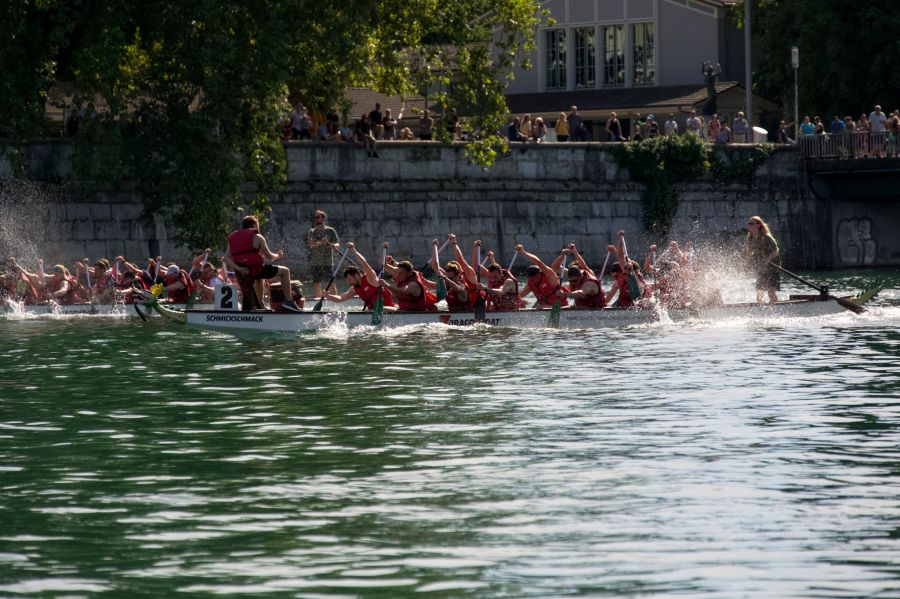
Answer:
743 0 900 119
0 0 547 249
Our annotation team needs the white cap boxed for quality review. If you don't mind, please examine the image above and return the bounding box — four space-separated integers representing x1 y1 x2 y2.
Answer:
165 265 179 276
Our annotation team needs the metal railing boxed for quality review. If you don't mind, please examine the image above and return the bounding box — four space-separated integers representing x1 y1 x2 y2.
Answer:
799 131 900 159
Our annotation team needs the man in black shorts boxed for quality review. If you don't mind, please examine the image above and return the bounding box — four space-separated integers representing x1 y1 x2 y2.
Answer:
225 215 302 311
306 209 340 297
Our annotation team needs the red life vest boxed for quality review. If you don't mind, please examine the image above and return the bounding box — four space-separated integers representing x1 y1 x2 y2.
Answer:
528 272 568 308
395 271 437 311
614 272 634 308
14 272 40 303
48 274 80 305
445 277 480 312
354 277 395 310
485 269 519 312
165 270 194 303
570 273 606 308
227 228 265 276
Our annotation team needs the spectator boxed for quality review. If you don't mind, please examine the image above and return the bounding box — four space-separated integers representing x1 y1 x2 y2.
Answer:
829 115 846 136
605 111 623 141
368 103 384 139
532 117 547 143
399 127 416 140
869 105 888 134
716 122 732 144
507 117 527 142
707 114 721 143
519 114 533 141
568 106 583 141
306 210 340 298
813 116 825 135
777 120 795 144
843 116 856 132
317 122 329 141
555 112 569 142
382 108 398 139
325 112 341 141
631 114 645 141
419 109 434 140
799 116 816 136
732 111 749 142
686 110 702 137
647 114 659 137
446 108 462 140
856 113 870 156
354 114 378 157
290 104 312 140
664 113 678 136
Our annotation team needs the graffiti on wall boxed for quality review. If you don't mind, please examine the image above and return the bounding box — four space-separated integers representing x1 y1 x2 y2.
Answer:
836 218 877 265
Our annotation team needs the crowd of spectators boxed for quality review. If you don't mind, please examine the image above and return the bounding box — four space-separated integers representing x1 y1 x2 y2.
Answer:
785 105 900 158
284 98 899 159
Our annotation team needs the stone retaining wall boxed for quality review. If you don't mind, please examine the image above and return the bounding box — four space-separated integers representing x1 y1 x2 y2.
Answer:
1 140 826 271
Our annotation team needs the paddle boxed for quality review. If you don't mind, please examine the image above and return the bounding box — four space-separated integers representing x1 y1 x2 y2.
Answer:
473 243 486 322
420 238 450 277
620 235 643 301
433 241 447 301
768 261 866 315
372 243 388 326
185 250 209 309
37 259 52 305
82 259 99 315
548 254 563 328
312 249 349 312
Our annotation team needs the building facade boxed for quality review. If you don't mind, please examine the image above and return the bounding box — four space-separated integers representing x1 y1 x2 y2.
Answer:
508 0 728 95
502 0 780 137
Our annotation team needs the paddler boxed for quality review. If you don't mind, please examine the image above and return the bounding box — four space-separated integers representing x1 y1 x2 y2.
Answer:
162 264 194 304
479 252 519 312
515 245 568 309
3 258 41 303
380 259 438 312
34 264 80 304
559 243 605 309
324 242 395 310
432 235 481 312
224 214 302 311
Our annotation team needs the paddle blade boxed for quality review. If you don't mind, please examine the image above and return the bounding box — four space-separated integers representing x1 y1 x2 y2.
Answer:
420 263 434 278
628 274 642 301
548 299 561 328
436 277 447 302
371 292 384 326
834 295 867 315
473 295 486 323
186 287 200 309
312 297 325 312
853 286 881 306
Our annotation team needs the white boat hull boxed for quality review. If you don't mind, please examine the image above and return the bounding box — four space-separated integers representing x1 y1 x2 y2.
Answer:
181 297 852 334
0 301 213 317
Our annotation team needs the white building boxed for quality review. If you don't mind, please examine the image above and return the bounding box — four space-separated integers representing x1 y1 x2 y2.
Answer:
504 0 778 137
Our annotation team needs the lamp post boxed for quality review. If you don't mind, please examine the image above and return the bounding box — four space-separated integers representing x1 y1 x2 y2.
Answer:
791 46 800 140
744 0 752 129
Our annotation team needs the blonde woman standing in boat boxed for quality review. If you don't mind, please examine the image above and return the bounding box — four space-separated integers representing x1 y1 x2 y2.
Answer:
745 215 781 303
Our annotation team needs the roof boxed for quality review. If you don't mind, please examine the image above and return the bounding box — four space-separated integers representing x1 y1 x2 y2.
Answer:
506 82 742 117
343 87 426 120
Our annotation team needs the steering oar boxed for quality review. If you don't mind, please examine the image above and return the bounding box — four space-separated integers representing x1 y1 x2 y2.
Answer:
768 262 866 315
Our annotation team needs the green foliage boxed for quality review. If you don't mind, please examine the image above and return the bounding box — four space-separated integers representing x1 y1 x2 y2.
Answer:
611 135 710 237
1 0 546 251
742 0 900 118
710 144 774 186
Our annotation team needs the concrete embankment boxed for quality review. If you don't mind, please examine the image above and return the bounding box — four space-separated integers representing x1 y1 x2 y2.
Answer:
2 140 896 269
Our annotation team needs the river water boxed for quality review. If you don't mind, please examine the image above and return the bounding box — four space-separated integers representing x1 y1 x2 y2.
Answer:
2 270 899 598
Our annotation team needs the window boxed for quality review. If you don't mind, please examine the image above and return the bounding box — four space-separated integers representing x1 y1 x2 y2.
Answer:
602 25 625 87
574 27 596 89
632 22 655 85
545 29 567 90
